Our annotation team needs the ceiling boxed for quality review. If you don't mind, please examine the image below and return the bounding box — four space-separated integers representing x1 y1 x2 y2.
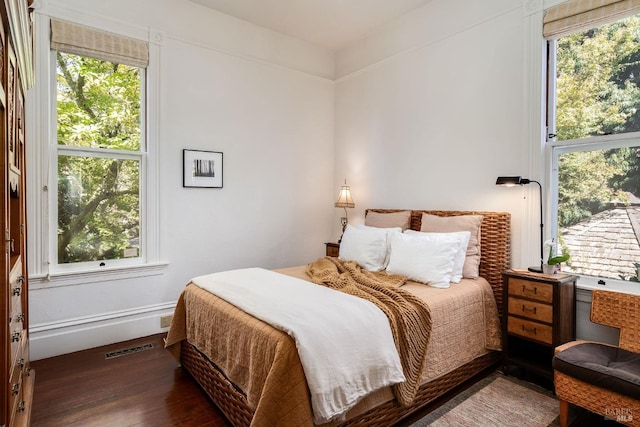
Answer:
188 0 433 51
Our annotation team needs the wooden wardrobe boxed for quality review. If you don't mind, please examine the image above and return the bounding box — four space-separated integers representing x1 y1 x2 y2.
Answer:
1 0 34 425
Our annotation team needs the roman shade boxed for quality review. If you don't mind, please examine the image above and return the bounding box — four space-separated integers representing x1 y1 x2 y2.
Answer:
544 0 640 39
51 19 148 68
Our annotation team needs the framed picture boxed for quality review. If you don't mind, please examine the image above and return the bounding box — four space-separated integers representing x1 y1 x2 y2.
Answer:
183 149 223 188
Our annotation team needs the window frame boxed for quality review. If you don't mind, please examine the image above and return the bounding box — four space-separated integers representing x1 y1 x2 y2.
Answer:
27 13 164 286
547 34 640 292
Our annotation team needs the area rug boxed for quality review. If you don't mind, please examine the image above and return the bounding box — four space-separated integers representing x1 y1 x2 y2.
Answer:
411 372 563 426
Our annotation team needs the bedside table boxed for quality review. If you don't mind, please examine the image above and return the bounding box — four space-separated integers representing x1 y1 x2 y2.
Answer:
325 242 339 257
502 269 577 383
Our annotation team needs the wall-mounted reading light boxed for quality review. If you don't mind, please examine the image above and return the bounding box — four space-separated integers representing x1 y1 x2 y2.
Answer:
334 179 354 242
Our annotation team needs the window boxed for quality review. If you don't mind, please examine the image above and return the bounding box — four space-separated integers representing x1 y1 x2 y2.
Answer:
56 51 143 267
49 20 151 273
548 9 640 283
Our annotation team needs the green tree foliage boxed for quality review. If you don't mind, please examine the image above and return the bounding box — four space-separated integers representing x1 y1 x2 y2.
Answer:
556 16 640 227
56 52 141 264
557 150 625 226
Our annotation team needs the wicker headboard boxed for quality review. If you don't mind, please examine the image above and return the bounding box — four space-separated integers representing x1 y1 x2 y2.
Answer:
365 209 511 313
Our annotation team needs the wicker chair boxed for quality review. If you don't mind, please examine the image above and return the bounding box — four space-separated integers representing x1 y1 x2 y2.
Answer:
553 289 640 427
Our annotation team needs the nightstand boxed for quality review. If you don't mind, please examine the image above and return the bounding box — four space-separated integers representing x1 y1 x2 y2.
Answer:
325 242 339 257
502 269 577 385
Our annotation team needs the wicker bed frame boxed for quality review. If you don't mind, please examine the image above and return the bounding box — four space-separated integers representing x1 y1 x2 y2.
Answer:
179 209 511 426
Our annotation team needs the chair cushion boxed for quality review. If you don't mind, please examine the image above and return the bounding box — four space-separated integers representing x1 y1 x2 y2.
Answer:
553 342 640 400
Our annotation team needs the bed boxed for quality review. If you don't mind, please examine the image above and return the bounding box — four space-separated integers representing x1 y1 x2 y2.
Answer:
165 209 511 426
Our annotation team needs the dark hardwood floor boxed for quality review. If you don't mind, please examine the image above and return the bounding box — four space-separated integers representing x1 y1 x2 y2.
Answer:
30 334 230 426
30 333 621 426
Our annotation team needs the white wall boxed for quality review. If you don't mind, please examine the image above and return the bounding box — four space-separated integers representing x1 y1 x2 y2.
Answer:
27 0 335 359
26 0 609 359
332 0 618 345
333 0 529 266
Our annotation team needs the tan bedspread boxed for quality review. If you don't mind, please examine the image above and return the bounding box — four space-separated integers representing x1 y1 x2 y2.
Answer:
165 265 502 427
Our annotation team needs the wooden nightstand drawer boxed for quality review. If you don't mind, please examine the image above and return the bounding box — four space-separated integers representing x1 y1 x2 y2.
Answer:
507 316 553 345
508 278 553 303
325 242 339 257
508 297 553 323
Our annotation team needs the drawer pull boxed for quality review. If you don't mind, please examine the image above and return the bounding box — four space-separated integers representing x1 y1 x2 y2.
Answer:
521 305 537 314
15 313 24 323
17 275 24 283
17 400 25 413
11 331 20 342
12 286 21 296
521 325 537 334
11 382 19 395
17 358 24 369
522 285 537 295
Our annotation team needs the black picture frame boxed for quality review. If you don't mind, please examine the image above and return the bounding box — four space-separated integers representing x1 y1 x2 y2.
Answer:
183 149 223 188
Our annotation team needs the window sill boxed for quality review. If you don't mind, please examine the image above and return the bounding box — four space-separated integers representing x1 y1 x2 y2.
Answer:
29 262 168 289
576 275 640 297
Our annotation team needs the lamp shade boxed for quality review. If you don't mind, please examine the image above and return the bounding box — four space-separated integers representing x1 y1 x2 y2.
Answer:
496 176 529 186
335 180 355 208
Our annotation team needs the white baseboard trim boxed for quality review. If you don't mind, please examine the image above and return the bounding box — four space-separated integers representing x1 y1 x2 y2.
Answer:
30 301 176 360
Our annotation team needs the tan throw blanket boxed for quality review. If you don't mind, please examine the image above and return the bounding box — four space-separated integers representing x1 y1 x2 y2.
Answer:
306 257 432 407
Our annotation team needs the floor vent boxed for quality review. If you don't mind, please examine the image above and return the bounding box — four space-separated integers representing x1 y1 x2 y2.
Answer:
105 343 154 359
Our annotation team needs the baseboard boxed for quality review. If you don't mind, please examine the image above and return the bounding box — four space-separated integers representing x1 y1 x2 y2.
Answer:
29 302 176 360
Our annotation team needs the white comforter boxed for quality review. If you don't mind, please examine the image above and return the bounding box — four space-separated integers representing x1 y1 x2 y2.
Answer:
191 267 405 424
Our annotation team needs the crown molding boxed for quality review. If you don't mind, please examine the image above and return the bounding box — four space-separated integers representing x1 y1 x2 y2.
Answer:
524 0 543 17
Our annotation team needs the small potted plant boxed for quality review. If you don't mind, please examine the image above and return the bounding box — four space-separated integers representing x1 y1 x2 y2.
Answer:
543 239 570 275
622 262 640 282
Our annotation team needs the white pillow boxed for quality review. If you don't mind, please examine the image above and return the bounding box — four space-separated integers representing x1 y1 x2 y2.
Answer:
354 224 401 267
339 224 401 272
386 232 462 288
420 214 482 278
404 230 471 283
